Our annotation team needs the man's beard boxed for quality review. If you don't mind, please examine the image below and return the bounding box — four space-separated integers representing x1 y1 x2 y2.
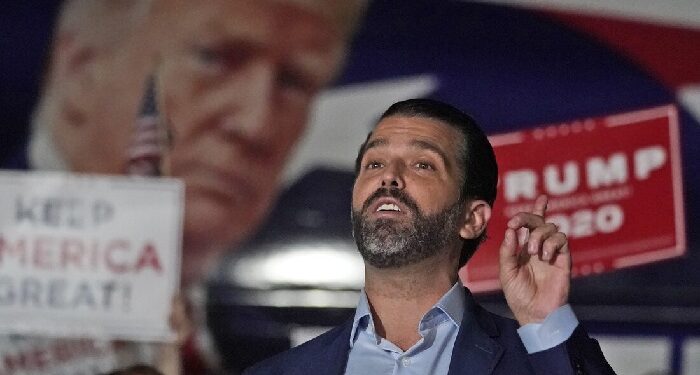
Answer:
351 188 464 269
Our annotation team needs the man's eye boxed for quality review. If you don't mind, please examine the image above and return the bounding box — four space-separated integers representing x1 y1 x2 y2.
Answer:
193 44 254 72
278 69 313 93
415 162 434 170
194 46 223 66
366 161 383 169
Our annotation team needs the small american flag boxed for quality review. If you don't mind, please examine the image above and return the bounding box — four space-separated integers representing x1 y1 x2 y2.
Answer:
126 76 163 176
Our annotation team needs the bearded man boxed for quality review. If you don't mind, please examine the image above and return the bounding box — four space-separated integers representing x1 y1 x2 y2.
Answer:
244 99 615 374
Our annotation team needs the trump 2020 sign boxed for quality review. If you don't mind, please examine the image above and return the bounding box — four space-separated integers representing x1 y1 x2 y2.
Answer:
462 105 686 292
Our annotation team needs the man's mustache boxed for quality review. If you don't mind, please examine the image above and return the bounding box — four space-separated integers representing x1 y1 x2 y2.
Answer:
361 188 420 215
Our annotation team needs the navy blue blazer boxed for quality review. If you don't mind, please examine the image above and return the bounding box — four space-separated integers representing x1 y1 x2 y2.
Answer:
244 288 615 375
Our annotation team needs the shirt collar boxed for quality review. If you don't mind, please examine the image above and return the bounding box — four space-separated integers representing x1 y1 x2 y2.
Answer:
349 281 465 347
432 280 466 328
350 289 372 347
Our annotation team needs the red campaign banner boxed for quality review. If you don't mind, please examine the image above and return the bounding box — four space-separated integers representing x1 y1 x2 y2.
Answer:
461 105 686 293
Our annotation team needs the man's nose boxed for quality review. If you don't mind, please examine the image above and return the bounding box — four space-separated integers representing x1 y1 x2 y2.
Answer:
381 162 405 190
221 61 275 144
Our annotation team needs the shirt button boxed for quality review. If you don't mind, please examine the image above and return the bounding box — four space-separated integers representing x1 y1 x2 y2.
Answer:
401 358 411 367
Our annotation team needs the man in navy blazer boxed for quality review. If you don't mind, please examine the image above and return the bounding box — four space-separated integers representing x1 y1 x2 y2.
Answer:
245 99 615 374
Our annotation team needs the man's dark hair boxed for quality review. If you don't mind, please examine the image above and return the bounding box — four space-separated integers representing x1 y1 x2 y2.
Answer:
354 98 498 267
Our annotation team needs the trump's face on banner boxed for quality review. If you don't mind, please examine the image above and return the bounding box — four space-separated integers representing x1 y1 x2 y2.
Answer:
155 0 354 282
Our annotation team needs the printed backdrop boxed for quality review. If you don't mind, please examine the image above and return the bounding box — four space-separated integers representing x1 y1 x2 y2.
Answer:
1 0 699 344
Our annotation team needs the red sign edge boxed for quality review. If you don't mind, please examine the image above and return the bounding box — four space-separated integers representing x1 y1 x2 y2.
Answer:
607 104 687 269
466 104 688 293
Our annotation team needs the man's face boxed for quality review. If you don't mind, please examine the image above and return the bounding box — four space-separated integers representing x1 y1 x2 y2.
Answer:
351 116 466 267
157 0 346 281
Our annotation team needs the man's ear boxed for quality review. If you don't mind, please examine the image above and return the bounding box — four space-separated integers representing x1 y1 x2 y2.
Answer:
53 32 96 79
49 32 98 100
47 32 98 130
459 200 492 240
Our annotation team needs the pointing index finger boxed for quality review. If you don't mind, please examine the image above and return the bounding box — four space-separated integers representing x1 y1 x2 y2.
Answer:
532 194 549 217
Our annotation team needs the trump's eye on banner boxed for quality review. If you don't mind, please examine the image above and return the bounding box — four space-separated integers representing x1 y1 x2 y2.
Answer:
0 171 183 342
462 105 686 292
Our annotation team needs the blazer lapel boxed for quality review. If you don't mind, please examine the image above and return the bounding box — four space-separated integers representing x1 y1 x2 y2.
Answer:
447 289 504 375
302 319 354 375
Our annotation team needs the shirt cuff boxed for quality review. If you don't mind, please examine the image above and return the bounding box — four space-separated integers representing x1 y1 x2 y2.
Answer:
517 304 579 354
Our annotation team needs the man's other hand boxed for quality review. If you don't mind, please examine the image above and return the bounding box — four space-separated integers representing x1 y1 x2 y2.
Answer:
498 195 571 325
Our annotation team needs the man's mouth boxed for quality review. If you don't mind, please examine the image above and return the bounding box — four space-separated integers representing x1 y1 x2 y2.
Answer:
376 203 401 212
362 189 420 218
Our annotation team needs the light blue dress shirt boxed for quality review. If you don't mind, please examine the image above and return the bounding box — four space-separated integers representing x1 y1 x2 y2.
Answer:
344 282 578 375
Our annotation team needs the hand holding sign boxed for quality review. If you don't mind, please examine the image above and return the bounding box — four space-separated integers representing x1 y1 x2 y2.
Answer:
499 195 571 326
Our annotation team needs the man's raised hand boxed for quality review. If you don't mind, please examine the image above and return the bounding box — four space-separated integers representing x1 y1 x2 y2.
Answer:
498 195 571 326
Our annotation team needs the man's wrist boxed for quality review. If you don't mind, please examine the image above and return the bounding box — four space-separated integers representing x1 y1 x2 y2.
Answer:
517 304 579 353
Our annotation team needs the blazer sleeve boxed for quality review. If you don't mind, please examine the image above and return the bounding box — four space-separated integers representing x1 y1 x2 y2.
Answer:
527 325 616 375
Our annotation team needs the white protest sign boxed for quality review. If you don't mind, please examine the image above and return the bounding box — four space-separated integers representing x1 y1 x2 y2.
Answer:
0 171 183 342
0 337 116 375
